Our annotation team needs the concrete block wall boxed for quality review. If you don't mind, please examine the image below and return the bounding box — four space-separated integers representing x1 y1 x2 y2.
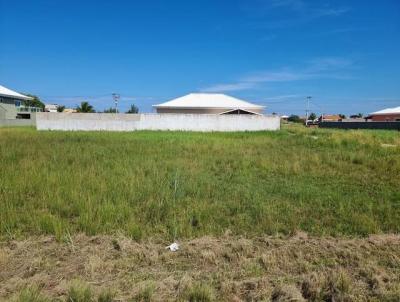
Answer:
0 118 36 127
0 103 17 119
36 113 280 132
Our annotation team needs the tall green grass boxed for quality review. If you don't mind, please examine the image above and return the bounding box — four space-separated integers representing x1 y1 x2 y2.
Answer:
0 125 399 240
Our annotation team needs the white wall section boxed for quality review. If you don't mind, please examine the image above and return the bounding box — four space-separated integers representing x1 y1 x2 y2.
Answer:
36 113 280 132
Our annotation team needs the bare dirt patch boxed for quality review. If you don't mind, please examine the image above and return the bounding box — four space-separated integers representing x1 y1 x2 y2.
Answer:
1 233 400 301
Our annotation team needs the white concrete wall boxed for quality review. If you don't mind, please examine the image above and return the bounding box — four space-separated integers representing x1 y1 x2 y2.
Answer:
0 118 36 127
36 113 280 132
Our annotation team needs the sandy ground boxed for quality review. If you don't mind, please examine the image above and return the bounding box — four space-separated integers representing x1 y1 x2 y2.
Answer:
1 233 400 301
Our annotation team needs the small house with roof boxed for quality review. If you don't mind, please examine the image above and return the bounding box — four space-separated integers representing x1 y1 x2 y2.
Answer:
0 85 41 120
153 93 265 115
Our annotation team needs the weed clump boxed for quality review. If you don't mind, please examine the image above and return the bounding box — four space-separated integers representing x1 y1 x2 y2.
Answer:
271 285 305 301
131 283 154 302
301 271 353 301
97 290 115 302
16 286 49 302
66 280 93 302
182 283 215 302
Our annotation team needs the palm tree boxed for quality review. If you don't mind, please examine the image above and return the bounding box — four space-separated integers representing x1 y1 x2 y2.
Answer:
76 101 95 113
57 105 65 112
126 104 139 114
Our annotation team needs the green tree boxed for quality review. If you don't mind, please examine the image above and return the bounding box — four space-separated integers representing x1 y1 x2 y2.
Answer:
23 94 45 110
57 105 65 112
126 104 139 114
339 114 346 119
76 101 95 113
103 107 117 113
308 112 317 121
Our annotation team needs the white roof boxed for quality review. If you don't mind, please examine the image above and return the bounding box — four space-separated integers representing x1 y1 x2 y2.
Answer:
0 85 33 100
370 106 400 115
153 93 264 109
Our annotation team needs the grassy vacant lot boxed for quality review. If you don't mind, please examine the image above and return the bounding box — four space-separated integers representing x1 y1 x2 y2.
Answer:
1 125 400 301
0 125 399 240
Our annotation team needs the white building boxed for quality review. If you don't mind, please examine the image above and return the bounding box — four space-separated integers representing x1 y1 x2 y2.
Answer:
153 93 265 115
45 104 59 113
0 85 36 120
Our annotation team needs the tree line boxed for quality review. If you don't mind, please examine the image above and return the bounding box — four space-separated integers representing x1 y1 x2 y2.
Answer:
22 94 139 113
74 102 139 113
287 112 364 123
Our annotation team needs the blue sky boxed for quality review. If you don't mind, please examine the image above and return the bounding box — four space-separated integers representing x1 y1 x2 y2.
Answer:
1 0 399 115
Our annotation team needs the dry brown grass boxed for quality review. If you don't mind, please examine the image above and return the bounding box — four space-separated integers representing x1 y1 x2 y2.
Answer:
1 233 400 301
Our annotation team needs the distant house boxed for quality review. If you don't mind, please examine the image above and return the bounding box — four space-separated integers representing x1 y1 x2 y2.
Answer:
319 114 342 122
63 108 77 113
45 104 58 112
153 93 264 115
367 106 400 121
0 85 39 120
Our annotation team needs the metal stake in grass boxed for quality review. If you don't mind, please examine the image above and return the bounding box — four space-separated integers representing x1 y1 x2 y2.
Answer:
173 171 179 241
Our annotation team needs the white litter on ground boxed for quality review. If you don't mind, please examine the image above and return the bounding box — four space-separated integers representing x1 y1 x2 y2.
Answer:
166 242 179 252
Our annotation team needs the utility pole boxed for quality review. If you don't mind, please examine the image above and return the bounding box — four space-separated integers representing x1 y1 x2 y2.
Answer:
305 96 312 126
112 93 120 113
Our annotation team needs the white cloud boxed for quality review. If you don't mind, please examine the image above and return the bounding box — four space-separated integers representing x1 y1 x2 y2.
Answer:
313 7 350 17
264 94 302 100
243 70 313 83
267 0 349 17
270 0 305 10
246 1 350 30
200 57 355 93
201 82 255 93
